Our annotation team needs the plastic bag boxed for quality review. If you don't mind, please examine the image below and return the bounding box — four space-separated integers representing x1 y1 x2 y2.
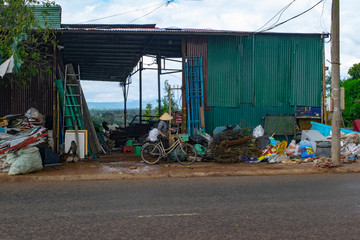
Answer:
6 147 43 175
194 144 207 156
299 140 316 158
277 141 288 156
253 125 264 138
286 140 296 156
148 128 159 142
25 107 44 120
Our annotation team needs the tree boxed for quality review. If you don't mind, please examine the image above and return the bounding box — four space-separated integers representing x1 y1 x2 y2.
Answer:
339 63 360 127
154 80 180 116
0 0 56 85
340 77 360 127
348 63 360 80
143 103 153 120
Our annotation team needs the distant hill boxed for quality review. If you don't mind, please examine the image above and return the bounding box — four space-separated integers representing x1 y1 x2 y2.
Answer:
87 100 157 110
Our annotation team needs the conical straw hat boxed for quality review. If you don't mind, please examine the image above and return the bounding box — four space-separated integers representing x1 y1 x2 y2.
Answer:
159 112 173 120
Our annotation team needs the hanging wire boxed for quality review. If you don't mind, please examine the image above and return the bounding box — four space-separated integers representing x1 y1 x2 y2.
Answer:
258 0 324 33
128 0 173 24
255 0 296 32
78 2 164 24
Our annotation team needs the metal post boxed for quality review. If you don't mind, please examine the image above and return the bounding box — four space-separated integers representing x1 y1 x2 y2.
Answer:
123 82 127 127
322 45 326 124
157 55 161 116
331 0 341 166
139 59 143 123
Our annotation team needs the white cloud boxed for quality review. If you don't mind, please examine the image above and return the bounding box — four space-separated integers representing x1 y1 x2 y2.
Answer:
56 0 360 102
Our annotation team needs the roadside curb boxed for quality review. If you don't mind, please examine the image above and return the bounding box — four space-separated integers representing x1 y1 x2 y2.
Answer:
1 165 360 183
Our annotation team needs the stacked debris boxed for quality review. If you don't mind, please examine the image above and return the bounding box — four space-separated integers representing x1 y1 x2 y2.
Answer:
210 125 261 163
0 108 54 174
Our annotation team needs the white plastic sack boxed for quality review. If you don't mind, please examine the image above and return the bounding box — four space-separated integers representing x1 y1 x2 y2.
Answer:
148 128 159 142
6 147 43 175
253 125 264 138
25 107 44 120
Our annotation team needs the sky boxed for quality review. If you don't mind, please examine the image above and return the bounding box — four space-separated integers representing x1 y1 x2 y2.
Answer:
54 0 360 103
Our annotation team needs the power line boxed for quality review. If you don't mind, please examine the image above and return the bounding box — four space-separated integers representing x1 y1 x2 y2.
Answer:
128 0 173 24
320 0 330 33
260 0 324 32
78 2 165 24
256 0 296 32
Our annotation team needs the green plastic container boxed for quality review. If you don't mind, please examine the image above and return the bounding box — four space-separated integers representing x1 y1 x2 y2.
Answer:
125 140 133 147
133 146 141 155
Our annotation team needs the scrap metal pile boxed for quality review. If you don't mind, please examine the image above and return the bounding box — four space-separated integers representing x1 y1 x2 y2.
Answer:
0 108 50 173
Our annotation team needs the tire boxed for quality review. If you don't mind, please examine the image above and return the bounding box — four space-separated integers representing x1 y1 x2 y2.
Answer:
175 143 197 165
141 143 162 164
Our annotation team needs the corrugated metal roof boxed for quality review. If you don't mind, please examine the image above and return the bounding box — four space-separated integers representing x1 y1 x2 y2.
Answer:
58 25 323 36
59 32 182 82
59 25 251 35
33 5 61 29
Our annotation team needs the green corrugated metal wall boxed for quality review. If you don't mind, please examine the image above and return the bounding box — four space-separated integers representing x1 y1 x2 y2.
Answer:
33 5 61 29
205 103 295 134
207 36 239 107
206 33 323 133
290 35 323 106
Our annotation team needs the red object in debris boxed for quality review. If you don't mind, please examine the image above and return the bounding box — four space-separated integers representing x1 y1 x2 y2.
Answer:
123 146 134 154
352 119 360 132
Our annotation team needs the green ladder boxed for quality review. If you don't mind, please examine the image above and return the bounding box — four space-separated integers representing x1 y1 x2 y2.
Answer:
63 64 84 131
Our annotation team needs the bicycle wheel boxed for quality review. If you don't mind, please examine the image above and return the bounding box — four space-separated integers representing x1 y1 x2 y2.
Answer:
141 143 162 164
175 143 197 165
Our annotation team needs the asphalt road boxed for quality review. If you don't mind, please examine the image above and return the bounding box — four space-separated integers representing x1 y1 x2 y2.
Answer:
1 174 360 240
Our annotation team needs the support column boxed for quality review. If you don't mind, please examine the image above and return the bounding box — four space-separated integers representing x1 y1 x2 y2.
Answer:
122 81 127 127
139 59 143 123
331 0 341 165
157 55 161 116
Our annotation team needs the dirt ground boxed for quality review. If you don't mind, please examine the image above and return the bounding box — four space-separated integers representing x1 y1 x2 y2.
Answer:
1 150 360 183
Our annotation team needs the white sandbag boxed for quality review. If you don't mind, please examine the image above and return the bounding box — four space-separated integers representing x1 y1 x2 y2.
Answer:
148 128 159 142
6 147 43 175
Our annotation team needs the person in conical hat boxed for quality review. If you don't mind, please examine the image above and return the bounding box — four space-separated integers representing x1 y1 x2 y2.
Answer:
159 112 173 121
157 112 174 149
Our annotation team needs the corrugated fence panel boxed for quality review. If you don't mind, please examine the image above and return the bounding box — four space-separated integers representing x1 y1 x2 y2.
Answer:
208 36 239 107
0 79 12 116
33 5 61 29
290 35 323 107
238 36 255 104
12 71 54 116
254 34 292 107
186 36 209 109
204 103 295 134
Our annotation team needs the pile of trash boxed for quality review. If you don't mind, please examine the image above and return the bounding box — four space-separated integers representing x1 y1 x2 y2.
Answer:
0 108 50 174
208 123 359 166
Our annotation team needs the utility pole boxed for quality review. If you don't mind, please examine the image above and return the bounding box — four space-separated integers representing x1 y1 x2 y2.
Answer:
331 0 341 165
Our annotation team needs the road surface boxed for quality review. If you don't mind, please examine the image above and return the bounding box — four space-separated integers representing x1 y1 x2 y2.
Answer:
1 174 360 239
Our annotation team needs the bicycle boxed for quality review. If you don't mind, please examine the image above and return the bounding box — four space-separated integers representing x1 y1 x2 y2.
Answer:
140 133 197 165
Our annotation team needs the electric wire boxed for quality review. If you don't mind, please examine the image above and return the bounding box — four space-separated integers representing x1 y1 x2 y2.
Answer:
128 0 173 24
255 0 296 32
320 0 330 34
78 2 165 24
260 0 324 32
